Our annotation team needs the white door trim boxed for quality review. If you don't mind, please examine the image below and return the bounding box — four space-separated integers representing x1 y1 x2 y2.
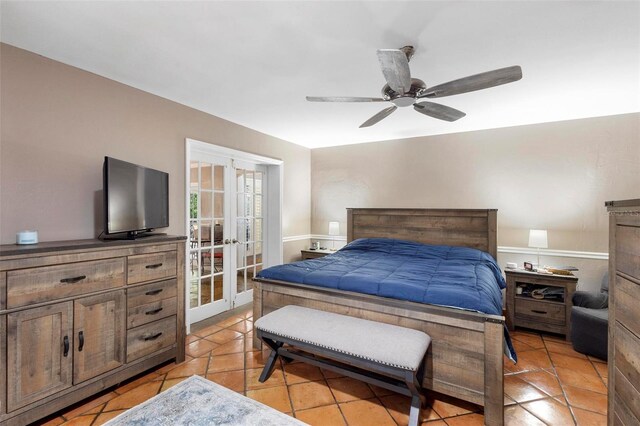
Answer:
187 139 284 166
185 139 283 332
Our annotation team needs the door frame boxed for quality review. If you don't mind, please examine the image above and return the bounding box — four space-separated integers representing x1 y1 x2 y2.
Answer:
185 138 283 332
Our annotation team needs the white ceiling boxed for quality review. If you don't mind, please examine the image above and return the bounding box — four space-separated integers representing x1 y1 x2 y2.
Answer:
1 1 639 149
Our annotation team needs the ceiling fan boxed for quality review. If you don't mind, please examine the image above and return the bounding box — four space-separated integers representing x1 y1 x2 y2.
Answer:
307 46 522 128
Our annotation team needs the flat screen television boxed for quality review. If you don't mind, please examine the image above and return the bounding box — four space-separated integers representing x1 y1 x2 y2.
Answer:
103 157 169 239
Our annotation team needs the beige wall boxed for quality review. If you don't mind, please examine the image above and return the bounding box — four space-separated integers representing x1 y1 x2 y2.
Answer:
0 43 311 259
311 113 639 290
311 113 639 251
3 42 638 288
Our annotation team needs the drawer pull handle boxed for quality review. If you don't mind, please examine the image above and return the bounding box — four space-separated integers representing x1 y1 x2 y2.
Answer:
60 275 86 283
145 263 163 269
63 336 70 357
143 332 163 341
531 309 547 314
78 331 85 352
145 289 163 296
145 307 164 315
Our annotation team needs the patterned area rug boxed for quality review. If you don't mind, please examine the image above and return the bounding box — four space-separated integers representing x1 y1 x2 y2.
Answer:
104 375 306 425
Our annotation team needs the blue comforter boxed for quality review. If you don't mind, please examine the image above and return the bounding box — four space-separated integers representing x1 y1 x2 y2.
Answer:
258 238 516 360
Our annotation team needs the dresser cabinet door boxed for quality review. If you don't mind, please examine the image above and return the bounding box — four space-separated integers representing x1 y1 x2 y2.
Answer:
73 290 126 384
7 302 73 412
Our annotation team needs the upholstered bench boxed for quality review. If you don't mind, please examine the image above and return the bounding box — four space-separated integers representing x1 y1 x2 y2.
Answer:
255 305 431 426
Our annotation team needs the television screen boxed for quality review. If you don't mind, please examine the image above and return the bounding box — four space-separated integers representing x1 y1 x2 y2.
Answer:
104 157 169 236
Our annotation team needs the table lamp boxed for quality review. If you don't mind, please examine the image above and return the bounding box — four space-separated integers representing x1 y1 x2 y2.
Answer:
328 221 340 251
528 229 548 269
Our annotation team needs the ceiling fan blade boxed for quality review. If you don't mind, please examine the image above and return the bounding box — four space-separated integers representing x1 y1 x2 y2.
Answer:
359 106 398 128
377 49 411 94
306 96 386 102
420 65 522 98
413 101 466 122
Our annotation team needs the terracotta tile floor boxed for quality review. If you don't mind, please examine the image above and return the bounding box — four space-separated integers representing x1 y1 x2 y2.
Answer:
37 308 608 425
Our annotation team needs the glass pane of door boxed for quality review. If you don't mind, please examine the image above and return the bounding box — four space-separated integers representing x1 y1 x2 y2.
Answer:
188 158 230 324
234 168 264 298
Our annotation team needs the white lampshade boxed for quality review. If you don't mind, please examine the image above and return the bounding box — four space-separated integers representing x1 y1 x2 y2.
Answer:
528 229 548 249
328 221 340 236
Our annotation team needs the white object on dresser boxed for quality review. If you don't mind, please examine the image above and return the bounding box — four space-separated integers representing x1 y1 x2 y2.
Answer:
16 230 38 245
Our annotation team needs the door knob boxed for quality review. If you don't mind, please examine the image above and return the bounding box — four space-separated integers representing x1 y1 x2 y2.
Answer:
224 239 231 245
231 239 239 244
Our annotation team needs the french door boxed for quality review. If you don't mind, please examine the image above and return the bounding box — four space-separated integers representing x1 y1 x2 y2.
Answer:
188 153 266 324
233 160 266 307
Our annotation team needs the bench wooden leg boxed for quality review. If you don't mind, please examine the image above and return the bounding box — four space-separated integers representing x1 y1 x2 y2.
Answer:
409 395 421 426
258 337 284 383
405 370 425 426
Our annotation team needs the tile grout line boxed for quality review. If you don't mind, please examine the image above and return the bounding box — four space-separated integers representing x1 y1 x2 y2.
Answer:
589 357 608 387
509 333 574 425
541 336 578 425
280 357 299 418
373 394 401 426
88 403 107 426
322 371 355 426
546 341 609 417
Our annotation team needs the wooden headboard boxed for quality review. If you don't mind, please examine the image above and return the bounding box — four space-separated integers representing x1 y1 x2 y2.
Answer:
346 208 497 259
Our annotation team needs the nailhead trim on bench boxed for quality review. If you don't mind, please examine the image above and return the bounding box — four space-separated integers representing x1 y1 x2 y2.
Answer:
255 326 417 371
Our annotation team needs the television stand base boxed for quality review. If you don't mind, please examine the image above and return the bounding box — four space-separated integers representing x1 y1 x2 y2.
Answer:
101 232 167 241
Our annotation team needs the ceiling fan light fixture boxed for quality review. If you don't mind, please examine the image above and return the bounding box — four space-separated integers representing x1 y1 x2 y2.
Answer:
390 96 416 107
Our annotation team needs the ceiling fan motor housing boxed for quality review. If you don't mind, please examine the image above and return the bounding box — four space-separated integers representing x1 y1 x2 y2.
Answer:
383 78 426 107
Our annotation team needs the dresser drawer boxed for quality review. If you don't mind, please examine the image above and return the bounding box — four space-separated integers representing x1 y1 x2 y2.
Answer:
127 316 176 363
127 251 176 285
7 258 125 308
614 322 640 401
615 275 640 339
127 279 177 308
616 225 640 280
127 280 177 328
614 391 640 426
515 298 565 325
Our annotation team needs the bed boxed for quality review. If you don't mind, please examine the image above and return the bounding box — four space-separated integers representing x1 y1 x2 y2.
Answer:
253 208 506 425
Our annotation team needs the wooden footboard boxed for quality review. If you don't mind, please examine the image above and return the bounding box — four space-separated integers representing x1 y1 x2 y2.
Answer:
253 279 504 426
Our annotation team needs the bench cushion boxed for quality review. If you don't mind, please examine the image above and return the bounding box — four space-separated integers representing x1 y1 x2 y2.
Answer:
255 305 431 371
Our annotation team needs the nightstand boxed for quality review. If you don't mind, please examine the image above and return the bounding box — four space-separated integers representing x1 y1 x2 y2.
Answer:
300 248 334 260
505 269 578 340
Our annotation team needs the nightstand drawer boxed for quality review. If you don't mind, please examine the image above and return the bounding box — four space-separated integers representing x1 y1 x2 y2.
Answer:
515 299 565 325
301 249 333 260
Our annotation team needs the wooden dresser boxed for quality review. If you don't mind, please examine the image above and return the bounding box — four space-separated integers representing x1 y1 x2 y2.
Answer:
0 235 186 425
606 199 640 425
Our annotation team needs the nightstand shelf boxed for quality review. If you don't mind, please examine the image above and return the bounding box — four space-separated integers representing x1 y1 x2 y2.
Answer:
514 296 564 306
505 269 578 340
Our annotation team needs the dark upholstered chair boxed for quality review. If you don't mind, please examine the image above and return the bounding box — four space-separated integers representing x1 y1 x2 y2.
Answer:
570 272 608 360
